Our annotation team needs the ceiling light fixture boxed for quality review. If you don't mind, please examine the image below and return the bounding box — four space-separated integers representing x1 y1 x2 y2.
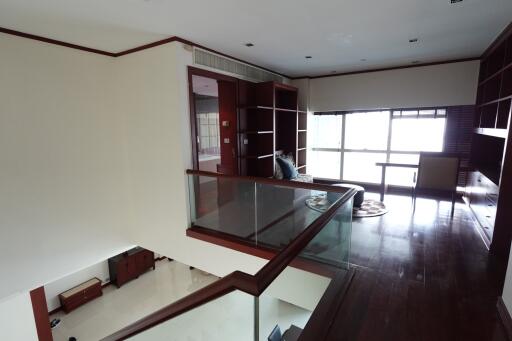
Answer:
360 58 367 62
305 56 312 59
409 38 419 43
244 43 254 47
450 0 463 3
412 60 420 64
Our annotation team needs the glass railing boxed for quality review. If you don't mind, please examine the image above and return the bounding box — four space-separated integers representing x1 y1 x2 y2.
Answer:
188 172 346 251
102 170 356 341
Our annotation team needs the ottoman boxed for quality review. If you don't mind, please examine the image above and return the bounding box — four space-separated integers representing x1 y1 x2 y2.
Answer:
329 183 365 207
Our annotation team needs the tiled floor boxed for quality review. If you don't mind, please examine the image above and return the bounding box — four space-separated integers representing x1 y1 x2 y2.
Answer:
50 260 219 341
50 260 311 341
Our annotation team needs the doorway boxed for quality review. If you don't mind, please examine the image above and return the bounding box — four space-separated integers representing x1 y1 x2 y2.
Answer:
189 67 238 175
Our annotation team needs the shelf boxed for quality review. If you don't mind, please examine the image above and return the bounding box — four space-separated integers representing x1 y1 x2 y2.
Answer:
478 95 512 107
240 106 274 111
239 131 274 135
474 128 508 139
297 147 307 151
298 110 308 114
298 130 307 133
275 108 297 113
296 165 307 169
240 154 274 160
479 61 512 86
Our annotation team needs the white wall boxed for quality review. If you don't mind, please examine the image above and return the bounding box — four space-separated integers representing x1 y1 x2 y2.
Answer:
113 42 268 279
0 34 356 321
0 34 134 300
306 60 480 112
0 293 38 341
502 245 512 314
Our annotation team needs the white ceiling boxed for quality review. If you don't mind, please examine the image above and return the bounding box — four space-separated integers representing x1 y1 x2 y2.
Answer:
0 0 511 77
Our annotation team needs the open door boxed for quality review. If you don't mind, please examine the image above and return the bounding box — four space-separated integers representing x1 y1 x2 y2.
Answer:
189 67 238 175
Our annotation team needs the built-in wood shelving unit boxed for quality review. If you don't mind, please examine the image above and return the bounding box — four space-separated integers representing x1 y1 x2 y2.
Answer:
467 22 512 257
237 81 307 177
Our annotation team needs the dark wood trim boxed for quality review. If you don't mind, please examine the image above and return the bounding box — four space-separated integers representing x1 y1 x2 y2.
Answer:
0 27 116 56
114 37 179 57
291 57 480 80
30 287 53 341
187 66 239 171
298 269 356 341
187 226 338 278
497 297 512 341
101 179 356 340
186 169 356 194
482 21 512 60
186 226 276 260
0 27 290 78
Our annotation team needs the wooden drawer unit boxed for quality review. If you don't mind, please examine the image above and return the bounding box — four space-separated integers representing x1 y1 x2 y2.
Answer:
467 171 499 241
108 247 155 288
59 278 102 313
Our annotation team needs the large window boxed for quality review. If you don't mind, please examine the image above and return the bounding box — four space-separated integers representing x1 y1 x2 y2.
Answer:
308 108 447 186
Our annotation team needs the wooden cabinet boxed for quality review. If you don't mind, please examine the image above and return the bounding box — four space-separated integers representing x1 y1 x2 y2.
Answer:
59 278 102 313
466 171 499 243
108 247 155 288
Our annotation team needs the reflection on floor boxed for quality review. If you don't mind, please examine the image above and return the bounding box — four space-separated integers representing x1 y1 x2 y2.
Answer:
50 260 311 341
342 192 508 341
50 260 218 341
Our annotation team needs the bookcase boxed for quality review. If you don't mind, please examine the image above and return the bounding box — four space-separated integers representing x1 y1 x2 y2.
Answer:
468 24 512 256
237 81 307 177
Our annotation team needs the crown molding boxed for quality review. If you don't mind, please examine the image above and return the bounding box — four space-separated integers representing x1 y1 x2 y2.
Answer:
289 57 481 80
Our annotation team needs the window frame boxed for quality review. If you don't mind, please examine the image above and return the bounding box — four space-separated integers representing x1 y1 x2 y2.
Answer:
309 108 447 184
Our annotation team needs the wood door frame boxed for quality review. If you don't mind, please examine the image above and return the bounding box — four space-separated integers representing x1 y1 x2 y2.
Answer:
188 66 239 170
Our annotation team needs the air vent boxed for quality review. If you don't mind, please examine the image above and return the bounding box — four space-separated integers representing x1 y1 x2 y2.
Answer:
194 48 284 83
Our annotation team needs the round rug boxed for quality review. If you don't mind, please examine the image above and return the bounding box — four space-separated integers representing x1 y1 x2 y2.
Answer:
353 199 388 218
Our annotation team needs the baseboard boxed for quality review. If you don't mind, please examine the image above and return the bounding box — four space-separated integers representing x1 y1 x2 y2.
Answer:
497 297 512 340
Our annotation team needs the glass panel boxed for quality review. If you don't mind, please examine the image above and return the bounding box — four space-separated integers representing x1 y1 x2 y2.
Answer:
189 174 257 240
391 118 446 152
401 110 418 116
419 109 435 116
308 115 343 148
344 111 390 150
188 173 349 253
307 150 341 180
343 152 386 183
129 290 254 341
385 154 419 186
257 198 353 341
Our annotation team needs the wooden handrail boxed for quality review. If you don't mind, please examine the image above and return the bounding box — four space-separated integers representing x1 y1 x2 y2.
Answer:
186 169 352 193
102 172 356 340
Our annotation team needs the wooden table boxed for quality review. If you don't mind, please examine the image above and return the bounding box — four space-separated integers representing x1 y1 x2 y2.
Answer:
375 162 419 201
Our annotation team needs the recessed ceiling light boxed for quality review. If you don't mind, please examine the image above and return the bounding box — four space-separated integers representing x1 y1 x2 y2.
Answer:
305 56 312 59
360 58 367 62
450 0 463 3
409 38 419 43
412 60 420 64
331 71 337 73
244 43 254 47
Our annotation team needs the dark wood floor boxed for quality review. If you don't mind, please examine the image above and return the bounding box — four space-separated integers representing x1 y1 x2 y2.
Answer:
334 192 509 341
